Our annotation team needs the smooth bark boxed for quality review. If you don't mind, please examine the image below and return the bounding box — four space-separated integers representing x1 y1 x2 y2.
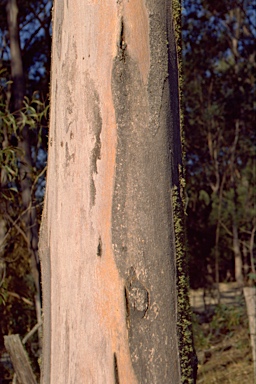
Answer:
40 1 195 382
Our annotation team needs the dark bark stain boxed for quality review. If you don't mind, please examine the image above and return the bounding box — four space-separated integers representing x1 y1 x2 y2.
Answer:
111 12 181 383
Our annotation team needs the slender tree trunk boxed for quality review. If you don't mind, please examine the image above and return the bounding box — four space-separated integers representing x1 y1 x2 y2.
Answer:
243 287 256 380
40 1 196 383
6 0 41 326
214 173 226 304
232 221 243 286
249 224 256 277
229 122 243 286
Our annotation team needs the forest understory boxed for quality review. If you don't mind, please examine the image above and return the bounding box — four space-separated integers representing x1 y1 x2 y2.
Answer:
191 283 254 383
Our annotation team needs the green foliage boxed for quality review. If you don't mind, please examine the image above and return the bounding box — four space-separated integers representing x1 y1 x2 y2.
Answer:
193 299 248 350
248 272 256 284
0 92 49 200
0 3 51 379
0 80 48 334
210 303 245 336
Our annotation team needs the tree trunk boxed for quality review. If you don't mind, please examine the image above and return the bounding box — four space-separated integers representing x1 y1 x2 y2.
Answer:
40 1 196 383
233 221 243 286
6 0 42 329
243 287 256 380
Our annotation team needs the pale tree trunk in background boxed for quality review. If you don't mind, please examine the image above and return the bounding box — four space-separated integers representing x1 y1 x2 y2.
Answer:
230 122 243 286
40 1 196 383
6 0 41 327
243 287 256 381
232 221 243 286
249 224 256 277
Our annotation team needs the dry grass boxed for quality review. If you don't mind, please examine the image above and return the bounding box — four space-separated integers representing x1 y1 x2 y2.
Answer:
192 290 254 384
196 326 254 383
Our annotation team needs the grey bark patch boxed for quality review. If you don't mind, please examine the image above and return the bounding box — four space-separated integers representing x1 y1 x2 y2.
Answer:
90 109 101 176
111 43 180 382
147 11 169 136
89 110 101 206
54 1 64 59
61 37 77 134
65 142 75 167
82 73 102 207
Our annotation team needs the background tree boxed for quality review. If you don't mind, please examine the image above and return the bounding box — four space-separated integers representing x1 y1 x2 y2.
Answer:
183 0 255 289
39 0 196 383
182 2 255 379
0 0 50 379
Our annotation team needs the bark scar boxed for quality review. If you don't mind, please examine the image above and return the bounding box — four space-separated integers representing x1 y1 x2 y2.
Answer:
125 267 149 321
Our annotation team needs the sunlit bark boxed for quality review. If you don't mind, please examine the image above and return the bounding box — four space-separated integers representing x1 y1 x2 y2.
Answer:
40 1 196 382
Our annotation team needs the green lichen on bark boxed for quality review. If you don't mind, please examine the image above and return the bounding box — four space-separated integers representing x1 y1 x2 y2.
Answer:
172 181 197 384
171 1 198 383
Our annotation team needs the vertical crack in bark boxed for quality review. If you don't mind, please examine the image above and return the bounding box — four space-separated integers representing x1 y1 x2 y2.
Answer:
124 286 130 329
97 236 102 257
118 17 127 61
113 352 120 384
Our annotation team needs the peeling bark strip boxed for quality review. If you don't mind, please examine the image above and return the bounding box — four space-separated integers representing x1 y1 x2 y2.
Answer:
40 0 195 383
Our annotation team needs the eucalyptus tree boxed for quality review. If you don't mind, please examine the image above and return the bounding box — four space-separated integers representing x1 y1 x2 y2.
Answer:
39 0 196 382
